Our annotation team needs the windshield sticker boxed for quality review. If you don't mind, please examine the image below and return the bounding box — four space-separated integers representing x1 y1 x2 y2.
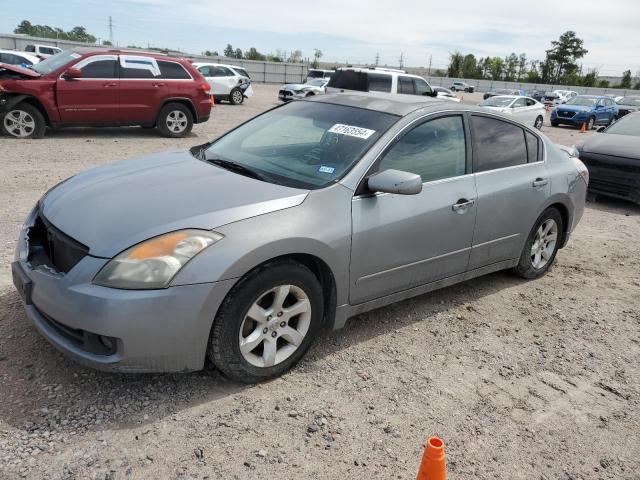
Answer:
318 165 336 174
328 124 376 139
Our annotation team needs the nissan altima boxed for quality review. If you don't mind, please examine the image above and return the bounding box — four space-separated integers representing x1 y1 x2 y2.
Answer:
12 93 588 383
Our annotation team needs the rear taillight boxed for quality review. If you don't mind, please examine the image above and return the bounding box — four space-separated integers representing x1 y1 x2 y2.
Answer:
198 82 211 93
209 95 215 107
572 157 589 185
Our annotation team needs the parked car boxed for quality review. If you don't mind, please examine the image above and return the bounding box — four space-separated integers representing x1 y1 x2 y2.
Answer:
12 93 587 382
306 69 334 82
573 112 640 205
543 90 578 105
526 89 546 102
450 81 474 93
551 95 618 129
25 44 62 59
0 48 212 139
615 96 640 119
278 78 328 101
483 88 522 100
433 86 460 102
193 62 253 105
326 67 435 98
0 49 40 67
479 95 545 129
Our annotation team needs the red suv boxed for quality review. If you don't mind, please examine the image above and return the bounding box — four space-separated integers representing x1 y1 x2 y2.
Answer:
0 48 212 139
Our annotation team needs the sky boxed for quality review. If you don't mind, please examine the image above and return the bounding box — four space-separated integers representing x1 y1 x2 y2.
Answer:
2 0 639 75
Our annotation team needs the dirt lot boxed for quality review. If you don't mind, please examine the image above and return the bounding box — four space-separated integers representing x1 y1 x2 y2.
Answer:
1 85 639 480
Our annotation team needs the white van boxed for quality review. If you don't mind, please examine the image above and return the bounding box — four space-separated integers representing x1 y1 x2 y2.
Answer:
326 67 435 98
24 44 62 59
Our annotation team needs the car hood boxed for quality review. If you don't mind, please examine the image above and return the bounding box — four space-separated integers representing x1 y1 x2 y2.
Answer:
0 63 41 78
578 133 640 160
282 83 307 91
40 151 309 257
557 104 593 113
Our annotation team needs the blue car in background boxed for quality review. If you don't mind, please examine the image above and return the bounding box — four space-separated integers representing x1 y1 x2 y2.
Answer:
551 95 618 129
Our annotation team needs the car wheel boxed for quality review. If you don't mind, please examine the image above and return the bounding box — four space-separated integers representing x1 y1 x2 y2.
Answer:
157 103 193 138
551 121 559 127
534 115 543 130
208 260 324 383
586 116 595 130
451 87 456 92
1 103 46 139
305 92 315 97
513 208 563 279
230 88 244 105
464 88 469 93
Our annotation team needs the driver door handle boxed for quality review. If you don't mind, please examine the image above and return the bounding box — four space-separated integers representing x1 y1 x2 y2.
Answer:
452 198 475 212
152 83 165 87
532 178 549 187
102 82 117 87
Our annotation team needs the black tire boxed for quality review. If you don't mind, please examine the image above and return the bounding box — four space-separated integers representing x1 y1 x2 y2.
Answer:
156 102 193 138
451 87 456 92
1 102 46 139
229 88 244 105
513 207 563 279
305 92 315 97
586 116 595 130
208 260 324 383
551 121 559 127
464 88 469 93
534 115 543 130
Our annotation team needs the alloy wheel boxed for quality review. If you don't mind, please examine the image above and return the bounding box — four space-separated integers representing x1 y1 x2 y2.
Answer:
166 110 188 133
530 219 558 269
4 110 35 138
239 285 311 368
232 90 243 104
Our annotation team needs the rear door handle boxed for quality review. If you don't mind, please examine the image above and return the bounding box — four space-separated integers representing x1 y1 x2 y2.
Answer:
153 83 165 87
532 178 549 187
452 198 475 212
102 82 117 87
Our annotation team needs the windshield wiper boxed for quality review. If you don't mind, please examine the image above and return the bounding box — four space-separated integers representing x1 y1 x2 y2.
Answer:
207 158 266 181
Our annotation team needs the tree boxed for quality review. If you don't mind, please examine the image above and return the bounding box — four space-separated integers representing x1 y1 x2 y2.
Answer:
504 53 519 81
447 52 464 78
461 54 477 78
234 48 243 59
544 31 588 83
619 70 632 89
289 50 303 63
487 57 505 80
244 47 265 61
598 79 610 88
312 49 323 68
14 19 96 43
102 40 112 46
517 53 527 81
223 44 234 57
582 68 599 87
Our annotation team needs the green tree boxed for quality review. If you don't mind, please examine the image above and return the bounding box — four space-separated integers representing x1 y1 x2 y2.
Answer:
619 70 632 89
517 53 527 81
487 57 505 80
244 47 265 61
311 49 323 68
289 50 303 63
447 51 464 78
503 53 519 81
544 31 588 83
598 79 610 88
234 48 243 59
223 44 234 57
582 68 599 87
102 40 112 46
14 19 96 43
461 54 477 78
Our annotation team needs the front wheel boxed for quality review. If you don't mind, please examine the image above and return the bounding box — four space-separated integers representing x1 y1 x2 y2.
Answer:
230 88 244 105
464 88 469 93
208 260 324 383
157 103 193 138
513 208 563 279
534 115 543 130
1 103 46 139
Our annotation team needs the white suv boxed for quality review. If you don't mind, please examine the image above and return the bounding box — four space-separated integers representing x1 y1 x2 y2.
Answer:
193 63 254 105
326 67 435 98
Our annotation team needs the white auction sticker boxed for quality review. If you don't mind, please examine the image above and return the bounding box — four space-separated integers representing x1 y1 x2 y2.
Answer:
328 124 376 139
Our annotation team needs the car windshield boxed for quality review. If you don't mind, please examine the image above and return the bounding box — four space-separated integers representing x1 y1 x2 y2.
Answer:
566 97 597 106
481 97 513 107
202 101 398 189
618 97 640 106
605 113 640 136
30 50 80 74
306 79 326 87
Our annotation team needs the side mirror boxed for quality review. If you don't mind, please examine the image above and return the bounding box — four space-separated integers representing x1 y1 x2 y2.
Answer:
367 169 422 195
63 67 82 80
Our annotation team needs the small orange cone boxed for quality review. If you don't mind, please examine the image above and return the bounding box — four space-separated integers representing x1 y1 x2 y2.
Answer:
579 122 587 133
416 437 447 480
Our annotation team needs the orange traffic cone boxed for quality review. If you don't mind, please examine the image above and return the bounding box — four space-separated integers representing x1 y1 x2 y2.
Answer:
416 437 447 480
579 122 587 133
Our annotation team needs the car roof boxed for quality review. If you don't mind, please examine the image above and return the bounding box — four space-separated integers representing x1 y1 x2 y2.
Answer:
70 47 184 61
193 62 239 68
335 67 422 79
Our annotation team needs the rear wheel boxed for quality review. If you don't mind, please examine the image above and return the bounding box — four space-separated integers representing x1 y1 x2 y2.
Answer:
464 88 469 93
1 103 45 139
157 103 193 138
551 120 559 127
208 260 324 383
513 208 563 279
586 116 595 130
230 88 244 105
534 115 543 130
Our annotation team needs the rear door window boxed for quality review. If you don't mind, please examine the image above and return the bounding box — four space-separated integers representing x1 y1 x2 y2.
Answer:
397 76 415 95
158 60 191 79
414 78 432 96
368 73 391 93
119 55 160 79
471 115 527 172
525 131 540 163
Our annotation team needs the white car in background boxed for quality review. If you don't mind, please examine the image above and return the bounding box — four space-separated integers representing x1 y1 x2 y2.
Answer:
278 78 329 101
193 63 254 105
24 44 62 59
543 89 578 105
0 49 40 67
433 86 460 102
479 95 545 130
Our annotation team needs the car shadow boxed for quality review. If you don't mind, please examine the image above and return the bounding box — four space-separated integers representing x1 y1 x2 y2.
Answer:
41 126 200 140
586 194 640 216
0 268 525 434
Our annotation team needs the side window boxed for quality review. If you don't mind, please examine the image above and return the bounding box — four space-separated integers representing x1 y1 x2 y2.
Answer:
220 67 235 77
377 116 467 183
158 61 191 79
525 131 539 163
368 73 391 93
471 116 527 172
525 98 536 106
513 98 527 108
414 78 432 96
80 59 117 79
41 47 55 56
198 66 211 77
397 76 415 95
25 45 35 52
120 56 160 79
209 66 226 77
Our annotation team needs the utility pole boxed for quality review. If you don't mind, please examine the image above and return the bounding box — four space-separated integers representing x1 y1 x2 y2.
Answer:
375 52 380 67
108 16 114 45
428 54 432 76
399 52 404 70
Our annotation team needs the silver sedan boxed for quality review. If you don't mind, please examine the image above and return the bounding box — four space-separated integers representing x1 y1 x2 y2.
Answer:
13 93 588 382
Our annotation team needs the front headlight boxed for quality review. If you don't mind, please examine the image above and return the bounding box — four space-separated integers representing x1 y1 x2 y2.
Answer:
94 229 223 289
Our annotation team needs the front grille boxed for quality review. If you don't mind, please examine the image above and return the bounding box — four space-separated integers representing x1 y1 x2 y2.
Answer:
558 110 576 118
36 306 117 356
27 211 88 273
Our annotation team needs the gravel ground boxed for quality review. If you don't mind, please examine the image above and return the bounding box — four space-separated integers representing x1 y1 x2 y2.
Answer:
1 85 639 480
